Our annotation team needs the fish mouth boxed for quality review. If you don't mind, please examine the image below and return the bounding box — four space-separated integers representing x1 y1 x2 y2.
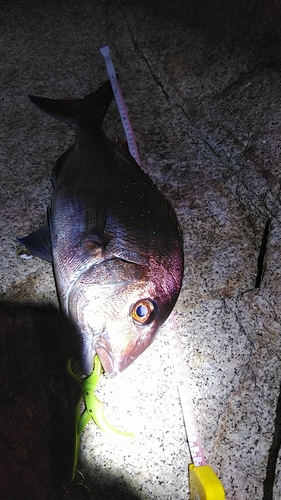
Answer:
113 354 138 374
83 335 136 378
95 335 118 378
96 345 140 377
80 331 117 377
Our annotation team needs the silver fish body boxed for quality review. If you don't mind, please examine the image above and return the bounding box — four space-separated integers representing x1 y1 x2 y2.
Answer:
18 81 184 377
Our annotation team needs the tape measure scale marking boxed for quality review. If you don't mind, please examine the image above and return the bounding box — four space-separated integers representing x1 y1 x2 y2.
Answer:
100 45 141 166
165 315 206 465
167 315 225 497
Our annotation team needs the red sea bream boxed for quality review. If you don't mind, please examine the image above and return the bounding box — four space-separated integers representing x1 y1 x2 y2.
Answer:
18 80 184 377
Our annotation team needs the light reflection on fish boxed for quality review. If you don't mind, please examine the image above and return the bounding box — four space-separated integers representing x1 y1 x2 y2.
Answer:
18 80 184 377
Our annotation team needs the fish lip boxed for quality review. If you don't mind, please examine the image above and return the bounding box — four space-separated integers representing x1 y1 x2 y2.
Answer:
116 354 137 373
96 339 141 377
81 347 97 376
95 337 118 378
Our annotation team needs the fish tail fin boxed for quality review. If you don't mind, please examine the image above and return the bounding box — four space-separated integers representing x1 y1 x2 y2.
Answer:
28 80 114 129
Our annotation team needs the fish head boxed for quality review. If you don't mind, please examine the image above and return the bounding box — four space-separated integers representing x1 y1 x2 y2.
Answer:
68 256 180 377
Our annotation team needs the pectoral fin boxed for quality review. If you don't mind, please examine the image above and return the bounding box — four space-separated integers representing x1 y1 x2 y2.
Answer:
17 225 53 262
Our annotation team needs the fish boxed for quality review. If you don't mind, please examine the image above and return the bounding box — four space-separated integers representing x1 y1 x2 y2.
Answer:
17 80 184 377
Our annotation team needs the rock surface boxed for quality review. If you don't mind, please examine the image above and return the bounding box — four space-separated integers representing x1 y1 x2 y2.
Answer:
1 1 281 498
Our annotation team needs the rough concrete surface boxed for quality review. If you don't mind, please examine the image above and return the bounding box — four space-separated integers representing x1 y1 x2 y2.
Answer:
1 1 281 499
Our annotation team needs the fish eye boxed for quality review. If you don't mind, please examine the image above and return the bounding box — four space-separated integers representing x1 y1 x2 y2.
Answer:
131 299 156 325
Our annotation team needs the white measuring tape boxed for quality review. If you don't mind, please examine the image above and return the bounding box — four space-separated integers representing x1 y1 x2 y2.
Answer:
100 45 141 167
166 314 206 466
100 45 225 500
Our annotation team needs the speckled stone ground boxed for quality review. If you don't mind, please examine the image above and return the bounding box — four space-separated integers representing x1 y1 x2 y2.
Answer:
1 1 281 499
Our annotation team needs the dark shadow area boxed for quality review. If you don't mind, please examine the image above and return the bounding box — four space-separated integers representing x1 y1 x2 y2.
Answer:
255 218 271 288
0 300 143 500
263 382 281 500
78 466 145 500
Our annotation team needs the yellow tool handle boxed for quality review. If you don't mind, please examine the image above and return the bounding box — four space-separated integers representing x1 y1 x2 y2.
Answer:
189 464 225 500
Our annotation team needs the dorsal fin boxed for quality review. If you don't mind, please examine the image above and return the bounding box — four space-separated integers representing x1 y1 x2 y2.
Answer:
81 196 108 249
